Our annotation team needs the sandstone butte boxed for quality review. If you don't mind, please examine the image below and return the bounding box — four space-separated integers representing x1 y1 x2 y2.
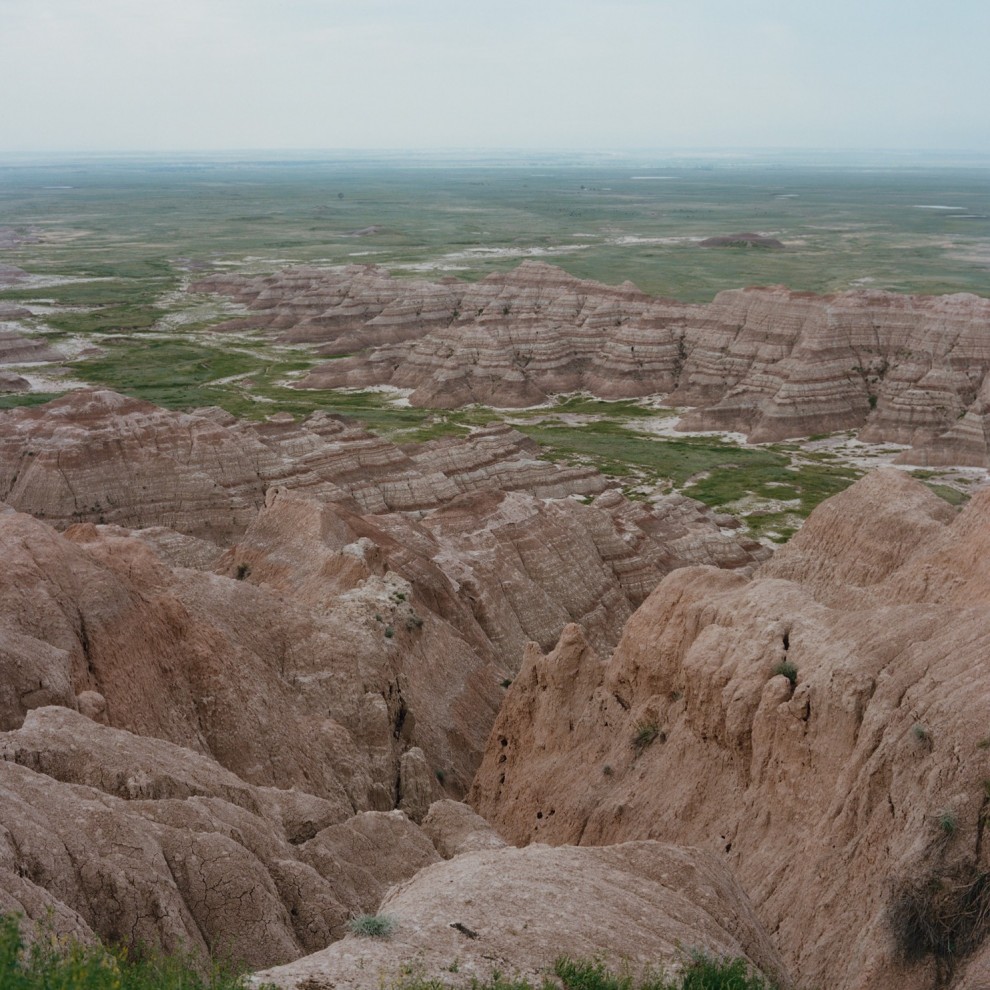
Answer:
2 385 989 989
194 260 990 466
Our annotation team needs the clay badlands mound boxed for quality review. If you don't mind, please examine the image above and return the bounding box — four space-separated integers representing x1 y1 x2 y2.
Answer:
3 262 990 989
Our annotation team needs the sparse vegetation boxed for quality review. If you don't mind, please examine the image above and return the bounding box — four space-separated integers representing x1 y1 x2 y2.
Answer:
936 809 959 837
772 660 798 686
0 913 259 990
384 626 395 639
552 955 778 990
889 864 990 971
912 723 931 744
632 722 664 752
347 913 397 939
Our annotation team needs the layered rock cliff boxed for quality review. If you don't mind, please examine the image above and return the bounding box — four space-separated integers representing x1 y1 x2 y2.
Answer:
0 389 775 972
194 262 990 464
470 470 990 990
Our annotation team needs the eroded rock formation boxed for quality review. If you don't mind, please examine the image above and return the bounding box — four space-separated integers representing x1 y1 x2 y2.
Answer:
470 470 990 990
0 706 439 967
194 262 990 464
255 842 787 990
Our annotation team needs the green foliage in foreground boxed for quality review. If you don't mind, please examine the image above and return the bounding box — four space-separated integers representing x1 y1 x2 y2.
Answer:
0 915 255 990
1 914 776 990
551 956 776 990
394 956 778 990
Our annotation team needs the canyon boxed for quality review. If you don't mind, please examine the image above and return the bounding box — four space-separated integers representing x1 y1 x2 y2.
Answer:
2 258 990 990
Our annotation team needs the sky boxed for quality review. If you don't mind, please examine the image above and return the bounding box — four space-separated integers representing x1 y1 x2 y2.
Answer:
2 0 988 154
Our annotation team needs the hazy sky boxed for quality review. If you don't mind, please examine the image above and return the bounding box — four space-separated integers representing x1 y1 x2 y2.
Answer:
2 0 988 153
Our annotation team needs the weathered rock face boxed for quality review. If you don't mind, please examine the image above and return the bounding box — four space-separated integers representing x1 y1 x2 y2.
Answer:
254 842 788 990
0 506 503 803
470 470 990 990
0 391 607 540
0 706 440 967
196 262 990 463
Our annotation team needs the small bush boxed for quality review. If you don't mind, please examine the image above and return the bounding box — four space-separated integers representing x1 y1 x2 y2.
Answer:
936 809 959 837
384 626 395 639
889 865 990 965
348 914 397 939
554 958 632 990
772 660 797 686
912 723 931 744
500 678 513 689
234 563 251 580
679 953 775 990
632 723 664 752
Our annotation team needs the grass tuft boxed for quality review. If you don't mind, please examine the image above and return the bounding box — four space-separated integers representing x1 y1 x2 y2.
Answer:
347 913 398 939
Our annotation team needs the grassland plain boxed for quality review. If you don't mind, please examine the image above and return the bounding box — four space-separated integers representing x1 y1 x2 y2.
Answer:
1 151 985 540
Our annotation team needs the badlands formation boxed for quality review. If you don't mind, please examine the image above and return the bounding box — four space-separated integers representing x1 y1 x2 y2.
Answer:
2 260 990 990
195 261 990 466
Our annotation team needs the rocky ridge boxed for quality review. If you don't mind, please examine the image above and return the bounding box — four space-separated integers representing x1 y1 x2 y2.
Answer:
470 470 990 990
0 389 774 975
193 262 990 464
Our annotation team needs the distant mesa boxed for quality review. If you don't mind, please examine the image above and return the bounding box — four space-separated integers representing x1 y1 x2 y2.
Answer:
698 232 785 249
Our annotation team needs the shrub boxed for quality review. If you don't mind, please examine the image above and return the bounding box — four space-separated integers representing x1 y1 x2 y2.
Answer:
936 808 959 837
552 955 777 990
679 953 776 990
772 660 797 686
631 723 664 752
384 626 395 639
889 864 990 966
912 722 931 744
348 913 397 939
234 563 250 580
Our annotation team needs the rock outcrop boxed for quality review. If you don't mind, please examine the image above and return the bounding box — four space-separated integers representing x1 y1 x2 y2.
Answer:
0 706 439 967
470 470 990 990
255 842 788 990
195 262 990 463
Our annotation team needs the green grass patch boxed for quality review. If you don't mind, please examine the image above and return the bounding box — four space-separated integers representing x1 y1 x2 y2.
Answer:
923 482 970 506
516 422 787 485
512 396 669 420
0 914 259 990
74 340 262 406
0 392 64 411
687 461 861 517
47 304 168 334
